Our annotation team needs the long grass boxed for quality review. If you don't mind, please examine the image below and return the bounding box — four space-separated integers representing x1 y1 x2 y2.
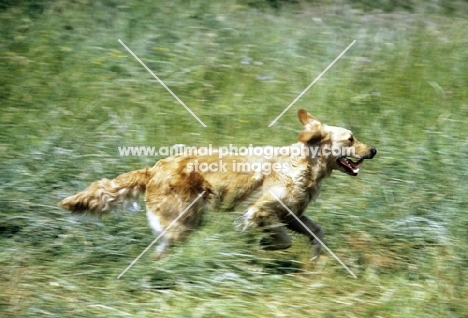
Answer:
1 0 468 317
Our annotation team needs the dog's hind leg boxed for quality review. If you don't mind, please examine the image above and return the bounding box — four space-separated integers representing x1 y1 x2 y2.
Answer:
286 215 323 259
146 201 207 258
146 209 171 258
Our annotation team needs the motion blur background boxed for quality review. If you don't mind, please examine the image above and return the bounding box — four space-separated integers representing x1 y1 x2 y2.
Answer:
1 0 468 316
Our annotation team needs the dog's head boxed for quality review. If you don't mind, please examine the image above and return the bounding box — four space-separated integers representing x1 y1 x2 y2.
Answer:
297 109 376 176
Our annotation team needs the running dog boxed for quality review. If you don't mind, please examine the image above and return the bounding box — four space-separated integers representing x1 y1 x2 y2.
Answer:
60 109 376 258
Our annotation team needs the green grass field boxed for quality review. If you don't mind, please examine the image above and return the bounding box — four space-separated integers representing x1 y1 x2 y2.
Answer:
1 0 468 316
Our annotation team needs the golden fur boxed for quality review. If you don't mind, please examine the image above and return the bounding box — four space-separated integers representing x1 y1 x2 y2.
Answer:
60 109 376 258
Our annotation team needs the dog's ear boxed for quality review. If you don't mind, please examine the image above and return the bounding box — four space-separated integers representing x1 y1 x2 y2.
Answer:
298 130 324 144
298 109 322 131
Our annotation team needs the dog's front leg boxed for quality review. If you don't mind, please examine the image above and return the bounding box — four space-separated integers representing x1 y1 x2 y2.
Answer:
259 225 292 250
235 193 293 250
286 215 323 260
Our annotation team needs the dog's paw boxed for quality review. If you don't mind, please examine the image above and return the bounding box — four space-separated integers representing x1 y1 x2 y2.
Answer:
151 252 165 261
233 215 248 231
123 200 140 213
259 236 292 250
233 214 256 232
152 245 169 260
309 244 322 261
234 207 259 231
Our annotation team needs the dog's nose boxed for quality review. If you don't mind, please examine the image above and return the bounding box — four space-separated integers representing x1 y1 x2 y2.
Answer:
369 147 377 158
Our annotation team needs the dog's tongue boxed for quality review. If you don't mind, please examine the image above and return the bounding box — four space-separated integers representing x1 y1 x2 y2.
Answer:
351 159 363 169
340 158 363 174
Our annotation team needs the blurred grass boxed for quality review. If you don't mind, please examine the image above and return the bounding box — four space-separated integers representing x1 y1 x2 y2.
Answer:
1 0 468 317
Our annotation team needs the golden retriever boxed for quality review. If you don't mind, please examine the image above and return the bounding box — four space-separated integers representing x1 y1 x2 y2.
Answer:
60 109 376 258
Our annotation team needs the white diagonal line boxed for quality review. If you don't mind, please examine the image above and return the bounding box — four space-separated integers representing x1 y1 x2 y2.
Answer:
268 40 356 127
118 39 207 127
269 190 357 278
117 191 207 279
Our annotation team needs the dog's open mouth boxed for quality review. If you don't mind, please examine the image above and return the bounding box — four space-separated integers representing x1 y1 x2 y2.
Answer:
337 157 364 176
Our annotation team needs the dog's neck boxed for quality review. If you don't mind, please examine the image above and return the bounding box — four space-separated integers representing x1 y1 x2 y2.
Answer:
288 142 333 186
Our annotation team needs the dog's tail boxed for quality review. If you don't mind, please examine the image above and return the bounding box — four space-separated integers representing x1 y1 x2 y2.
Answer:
59 168 152 215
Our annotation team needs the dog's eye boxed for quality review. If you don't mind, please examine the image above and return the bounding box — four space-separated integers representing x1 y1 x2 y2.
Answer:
348 136 354 143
